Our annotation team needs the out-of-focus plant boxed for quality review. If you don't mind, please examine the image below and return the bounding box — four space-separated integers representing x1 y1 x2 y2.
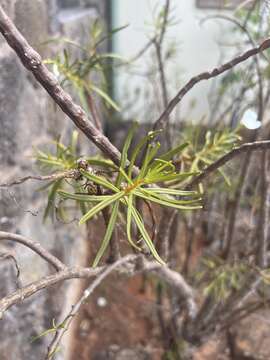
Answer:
44 20 128 114
172 126 242 191
198 256 249 302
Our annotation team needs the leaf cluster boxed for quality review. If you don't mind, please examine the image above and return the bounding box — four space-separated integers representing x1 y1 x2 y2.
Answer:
198 256 249 302
179 126 241 190
44 20 126 112
54 124 202 266
35 131 115 221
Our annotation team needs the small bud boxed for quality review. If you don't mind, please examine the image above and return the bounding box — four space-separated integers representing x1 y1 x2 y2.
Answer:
77 159 89 170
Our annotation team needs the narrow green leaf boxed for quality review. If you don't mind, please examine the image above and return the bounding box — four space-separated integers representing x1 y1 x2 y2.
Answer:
148 159 175 174
145 171 197 184
134 190 202 210
58 190 111 202
86 158 117 170
137 142 160 180
158 143 189 162
116 122 138 186
90 84 121 111
218 168 231 186
92 201 119 267
71 131 79 154
37 157 64 168
128 130 162 176
79 191 124 225
146 188 197 196
126 194 141 250
44 179 62 221
131 205 165 265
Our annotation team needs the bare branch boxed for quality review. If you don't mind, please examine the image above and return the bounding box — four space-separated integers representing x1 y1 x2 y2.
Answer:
0 266 103 319
154 37 270 130
185 140 270 190
0 232 66 272
0 251 21 285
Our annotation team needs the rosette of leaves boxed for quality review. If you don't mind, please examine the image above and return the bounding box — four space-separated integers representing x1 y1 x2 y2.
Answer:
58 124 202 267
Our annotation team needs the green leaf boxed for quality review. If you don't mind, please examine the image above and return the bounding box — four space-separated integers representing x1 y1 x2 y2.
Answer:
71 130 79 154
79 191 124 225
146 188 197 196
92 201 119 267
217 168 231 186
145 171 196 184
131 205 165 265
116 122 138 186
126 194 141 250
158 143 189 162
86 158 117 170
44 179 62 221
148 159 175 174
128 130 162 176
134 189 202 210
90 84 120 111
94 24 130 48
58 190 111 202
137 142 160 180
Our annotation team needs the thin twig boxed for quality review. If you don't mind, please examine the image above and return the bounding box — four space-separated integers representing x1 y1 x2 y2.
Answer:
0 251 21 286
153 37 270 130
0 266 103 319
0 232 66 272
185 140 270 190
0 170 80 188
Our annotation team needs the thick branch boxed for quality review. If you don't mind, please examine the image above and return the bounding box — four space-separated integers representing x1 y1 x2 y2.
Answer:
154 37 270 130
0 6 122 166
186 140 270 189
0 232 66 272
